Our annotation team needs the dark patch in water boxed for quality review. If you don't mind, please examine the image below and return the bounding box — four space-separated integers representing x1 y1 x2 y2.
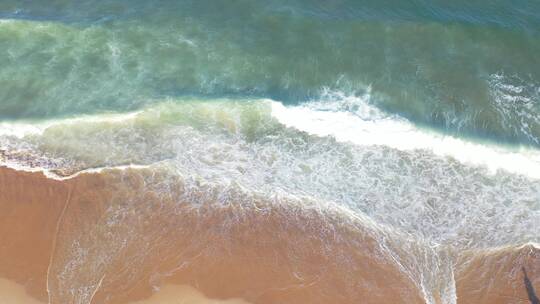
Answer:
523 267 540 304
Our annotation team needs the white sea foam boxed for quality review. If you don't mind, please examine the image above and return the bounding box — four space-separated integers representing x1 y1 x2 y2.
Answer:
2 95 540 180
0 19 15 24
0 122 45 138
271 93 540 179
0 111 141 138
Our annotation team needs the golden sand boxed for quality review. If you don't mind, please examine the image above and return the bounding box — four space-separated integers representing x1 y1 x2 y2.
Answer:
456 244 540 304
0 166 538 304
0 279 43 304
129 285 252 304
0 279 251 304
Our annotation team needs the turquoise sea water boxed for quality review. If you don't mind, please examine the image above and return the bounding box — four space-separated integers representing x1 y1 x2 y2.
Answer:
0 2 539 303
1 0 540 145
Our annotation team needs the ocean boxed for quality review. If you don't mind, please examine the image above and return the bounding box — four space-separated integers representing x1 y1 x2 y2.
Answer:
0 1 539 303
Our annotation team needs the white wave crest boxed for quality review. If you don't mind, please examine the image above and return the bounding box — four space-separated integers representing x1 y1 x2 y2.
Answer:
271 91 540 179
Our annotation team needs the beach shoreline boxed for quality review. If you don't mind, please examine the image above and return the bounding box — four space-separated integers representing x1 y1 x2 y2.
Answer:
0 165 538 304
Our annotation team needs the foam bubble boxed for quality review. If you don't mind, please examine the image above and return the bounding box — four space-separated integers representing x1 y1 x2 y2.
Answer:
0 111 142 138
271 94 540 179
0 122 46 138
1 98 538 250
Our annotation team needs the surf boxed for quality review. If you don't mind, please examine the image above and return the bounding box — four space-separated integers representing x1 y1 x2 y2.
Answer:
1 1 540 303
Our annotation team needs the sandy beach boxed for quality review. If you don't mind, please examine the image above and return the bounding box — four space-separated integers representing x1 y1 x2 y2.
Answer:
0 166 538 304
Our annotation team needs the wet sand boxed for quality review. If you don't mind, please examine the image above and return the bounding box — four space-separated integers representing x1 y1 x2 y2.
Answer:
456 244 540 304
0 279 251 304
0 166 538 304
0 279 43 304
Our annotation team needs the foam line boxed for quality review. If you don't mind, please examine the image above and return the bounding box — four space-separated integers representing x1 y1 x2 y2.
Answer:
271 99 540 179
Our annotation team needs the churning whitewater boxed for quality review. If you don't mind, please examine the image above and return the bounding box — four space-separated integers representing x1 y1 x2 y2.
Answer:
0 1 539 304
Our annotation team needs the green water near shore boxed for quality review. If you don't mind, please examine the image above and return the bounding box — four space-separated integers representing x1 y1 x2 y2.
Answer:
1 0 540 146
